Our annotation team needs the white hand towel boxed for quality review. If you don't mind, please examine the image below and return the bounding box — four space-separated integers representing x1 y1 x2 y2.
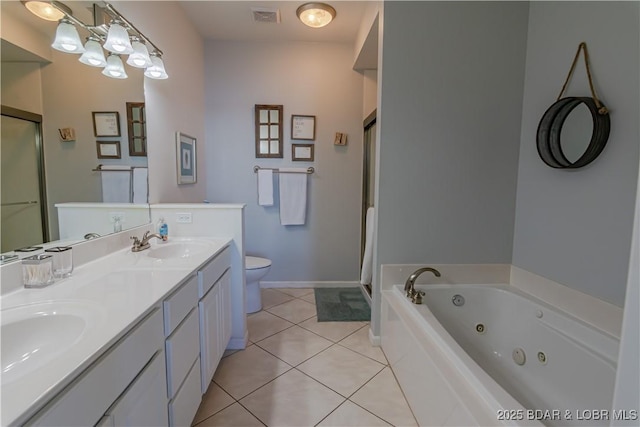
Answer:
100 166 131 203
279 168 308 225
132 167 148 204
257 169 274 206
360 207 375 285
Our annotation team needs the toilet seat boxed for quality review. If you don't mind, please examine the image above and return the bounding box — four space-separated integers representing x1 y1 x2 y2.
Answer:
246 256 271 270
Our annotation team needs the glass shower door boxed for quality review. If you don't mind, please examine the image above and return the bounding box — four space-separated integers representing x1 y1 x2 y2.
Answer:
1 113 46 252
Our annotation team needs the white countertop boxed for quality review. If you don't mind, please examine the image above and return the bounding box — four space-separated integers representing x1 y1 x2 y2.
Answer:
0 237 231 426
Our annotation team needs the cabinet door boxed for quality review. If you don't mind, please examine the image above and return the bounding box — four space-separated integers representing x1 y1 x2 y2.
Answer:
218 271 232 350
199 283 221 393
104 351 168 427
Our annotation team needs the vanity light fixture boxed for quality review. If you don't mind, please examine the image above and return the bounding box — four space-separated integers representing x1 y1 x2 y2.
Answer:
51 18 85 53
143 52 168 80
103 20 134 54
102 53 128 79
79 36 107 67
23 0 168 80
22 0 71 21
126 37 152 68
296 2 336 28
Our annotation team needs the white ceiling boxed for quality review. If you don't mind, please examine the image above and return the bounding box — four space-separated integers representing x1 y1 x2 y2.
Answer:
179 1 367 43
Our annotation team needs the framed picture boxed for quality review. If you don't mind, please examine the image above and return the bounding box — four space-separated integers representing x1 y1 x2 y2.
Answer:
291 115 316 140
255 104 283 158
96 141 121 159
92 111 121 137
176 132 197 184
292 143 314 161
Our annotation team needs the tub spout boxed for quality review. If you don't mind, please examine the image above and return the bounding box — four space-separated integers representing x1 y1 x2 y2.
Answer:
404 267 441 300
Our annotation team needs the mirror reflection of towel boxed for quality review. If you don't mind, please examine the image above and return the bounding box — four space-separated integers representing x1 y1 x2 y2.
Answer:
101 166 131 202
279 168 307 225
132 168 148 204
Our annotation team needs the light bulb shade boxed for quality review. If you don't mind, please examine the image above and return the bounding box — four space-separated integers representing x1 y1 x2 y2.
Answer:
51 20 85 53
23 1 70 21
79 38 106 67
103 22 133 54
102 54 128 79
144 55 168 79
127 40 152 68
297 3 336 28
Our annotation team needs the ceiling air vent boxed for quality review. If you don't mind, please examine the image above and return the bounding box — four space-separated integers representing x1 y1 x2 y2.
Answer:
251 7 281 24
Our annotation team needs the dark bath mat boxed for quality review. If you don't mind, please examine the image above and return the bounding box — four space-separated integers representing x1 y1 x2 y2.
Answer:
314 287 371 322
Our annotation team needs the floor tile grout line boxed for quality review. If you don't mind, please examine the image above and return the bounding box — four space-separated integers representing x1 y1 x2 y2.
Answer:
234 399 269 426
253 336 332 368
249 321 297 344
387 363 421 426
346 398 395 427
191 396 236 427
294 357 387 401
312 397 349 427
342 367 403 427
331 341 388 367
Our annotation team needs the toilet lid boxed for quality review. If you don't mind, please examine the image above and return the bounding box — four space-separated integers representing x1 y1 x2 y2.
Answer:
246 256 271 270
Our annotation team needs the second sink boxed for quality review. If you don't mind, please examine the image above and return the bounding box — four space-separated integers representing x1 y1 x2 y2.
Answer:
146 241 210 259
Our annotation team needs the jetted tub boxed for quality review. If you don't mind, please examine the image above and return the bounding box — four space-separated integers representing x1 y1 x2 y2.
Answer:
381 284 619 427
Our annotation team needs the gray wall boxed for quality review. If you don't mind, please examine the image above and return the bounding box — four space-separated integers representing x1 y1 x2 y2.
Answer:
512 1 640 307
204 41 363 282
376 1 529 267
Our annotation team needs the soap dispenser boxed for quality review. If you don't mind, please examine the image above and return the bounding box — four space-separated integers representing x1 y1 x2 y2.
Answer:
157 217 168 242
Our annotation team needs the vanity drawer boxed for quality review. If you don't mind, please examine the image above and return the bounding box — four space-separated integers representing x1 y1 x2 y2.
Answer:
198 246 230 298
163 274 198 336
165 308 200 399
168 357 201 427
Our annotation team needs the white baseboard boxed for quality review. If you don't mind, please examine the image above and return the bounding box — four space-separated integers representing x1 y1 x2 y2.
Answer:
260 281 360 289
227 330 249 350
369 327 381 347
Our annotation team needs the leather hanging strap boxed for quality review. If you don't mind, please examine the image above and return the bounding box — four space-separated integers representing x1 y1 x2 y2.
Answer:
557 42 609 115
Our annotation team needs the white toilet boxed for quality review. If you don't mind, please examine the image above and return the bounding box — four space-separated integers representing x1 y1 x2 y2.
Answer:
245 256 272 313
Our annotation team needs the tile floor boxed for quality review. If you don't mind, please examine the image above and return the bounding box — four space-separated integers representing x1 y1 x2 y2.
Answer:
192 288 418 427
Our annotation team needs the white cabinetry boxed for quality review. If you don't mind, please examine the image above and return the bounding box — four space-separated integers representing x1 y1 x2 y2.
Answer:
162 274 201 427
198 247 232 394
26 309 165 426
97 351 168 427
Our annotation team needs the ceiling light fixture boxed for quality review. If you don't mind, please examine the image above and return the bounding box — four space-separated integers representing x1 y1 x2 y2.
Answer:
22 1 71 21
296 2 336 28
79 36 107 67
102 53 128 79
23 1 167 80
103 20 134 54
144 52 168 80
126 37 152 68
51 18 85 53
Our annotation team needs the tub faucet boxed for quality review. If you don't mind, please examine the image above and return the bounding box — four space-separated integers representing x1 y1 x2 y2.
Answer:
404 267 441 303
131 231 163 252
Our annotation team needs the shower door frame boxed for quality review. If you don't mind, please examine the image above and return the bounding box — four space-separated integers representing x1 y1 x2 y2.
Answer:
360 109 377 266
1 105 49 244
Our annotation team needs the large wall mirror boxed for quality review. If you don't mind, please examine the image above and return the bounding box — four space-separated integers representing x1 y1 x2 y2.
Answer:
1 1 150 256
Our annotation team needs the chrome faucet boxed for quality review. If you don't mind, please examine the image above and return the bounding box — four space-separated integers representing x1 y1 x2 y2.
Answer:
130 231 163 252
404 267 441 304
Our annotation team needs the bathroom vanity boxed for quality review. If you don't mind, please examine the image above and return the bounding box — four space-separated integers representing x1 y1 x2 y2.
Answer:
1 237 232 426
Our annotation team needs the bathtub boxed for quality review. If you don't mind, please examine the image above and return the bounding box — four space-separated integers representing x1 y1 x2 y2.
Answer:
381 284 619 427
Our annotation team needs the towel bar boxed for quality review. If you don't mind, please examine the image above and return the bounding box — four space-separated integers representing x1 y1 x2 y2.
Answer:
253 166 314 174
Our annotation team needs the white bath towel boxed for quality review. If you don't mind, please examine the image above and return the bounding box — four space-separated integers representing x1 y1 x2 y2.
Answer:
360 206 375 285
279 168 308 225
100 166 131 203
132 167 148 204
257 169 274 206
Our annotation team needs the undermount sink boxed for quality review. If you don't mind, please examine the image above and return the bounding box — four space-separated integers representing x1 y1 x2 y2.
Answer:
146 241 210 259
1 302 97 385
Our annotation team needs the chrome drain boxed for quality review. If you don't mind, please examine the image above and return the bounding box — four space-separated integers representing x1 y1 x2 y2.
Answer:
475 323 485 334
